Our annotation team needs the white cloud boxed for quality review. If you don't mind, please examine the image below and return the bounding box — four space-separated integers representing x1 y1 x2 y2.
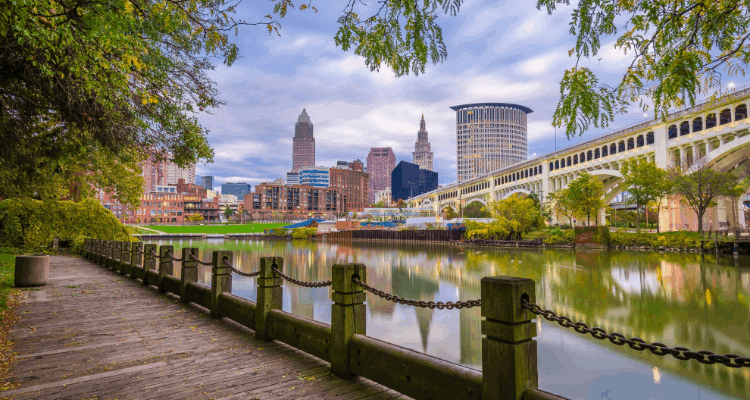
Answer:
517 51 566 76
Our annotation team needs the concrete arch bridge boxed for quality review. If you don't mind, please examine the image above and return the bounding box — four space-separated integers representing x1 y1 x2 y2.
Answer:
408 87 750 230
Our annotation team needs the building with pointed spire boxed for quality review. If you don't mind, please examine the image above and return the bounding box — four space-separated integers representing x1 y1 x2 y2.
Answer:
292 108 315 171
412 114 434 171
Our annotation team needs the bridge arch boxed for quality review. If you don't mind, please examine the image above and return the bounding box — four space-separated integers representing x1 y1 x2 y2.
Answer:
703 133 750 173
503 188 531 199
464 197 488 207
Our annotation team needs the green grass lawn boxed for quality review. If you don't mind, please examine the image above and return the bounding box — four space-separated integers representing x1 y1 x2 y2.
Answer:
0 249 16 312
142 222 287 234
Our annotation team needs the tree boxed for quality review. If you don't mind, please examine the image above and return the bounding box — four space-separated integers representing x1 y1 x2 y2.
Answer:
463 201 491 218
187 214 203 222
621 160 666 232
650 170 674 233
3 0 464 201
550 189 575 226
395 199 406 209
567 172 604 226
726 176 750 230
670 158 738 236
537 0 750 138
485 194 544 239
223 206 235 220
444 205 458 220
374 201 387 208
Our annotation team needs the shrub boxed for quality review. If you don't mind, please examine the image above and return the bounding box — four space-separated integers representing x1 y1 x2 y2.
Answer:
271 227 288 237
291 227 317 239
0 198 133 254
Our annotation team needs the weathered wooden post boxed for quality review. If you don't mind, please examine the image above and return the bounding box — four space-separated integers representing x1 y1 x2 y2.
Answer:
130 242 143 279
180 247 199 303
481 276 538 400
107 241 115 269
330 263 366 379
158 245 174 293
255 257 283 341
121 242 131 275
114 241 123 271
104 240 111 267
97 240 105 265
143 244 157 285
210 250 233 317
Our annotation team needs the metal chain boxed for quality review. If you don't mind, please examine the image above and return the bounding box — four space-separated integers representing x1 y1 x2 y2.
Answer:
189 252 213 266
165 250 183 262
272 267 332 288
148 248 158 258
223 257 261 277
352 277 481 309
521 300 750 368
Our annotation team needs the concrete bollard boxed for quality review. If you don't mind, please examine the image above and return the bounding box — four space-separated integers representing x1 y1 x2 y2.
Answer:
481 276 538 400
131 242 143 279
255 257 283 341
121 242 131 275
158 245 174 293
180 247 199 303
210 251 233 317
330 263 367 379
14 255 50 287
143 244 157 285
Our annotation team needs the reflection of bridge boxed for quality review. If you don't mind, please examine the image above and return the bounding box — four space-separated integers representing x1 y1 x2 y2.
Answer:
408 88 750 230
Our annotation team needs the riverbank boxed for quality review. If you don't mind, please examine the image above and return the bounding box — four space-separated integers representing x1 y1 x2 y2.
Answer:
135 222 287 235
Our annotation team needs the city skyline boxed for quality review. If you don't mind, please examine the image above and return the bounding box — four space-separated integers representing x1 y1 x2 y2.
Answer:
194 0 750 191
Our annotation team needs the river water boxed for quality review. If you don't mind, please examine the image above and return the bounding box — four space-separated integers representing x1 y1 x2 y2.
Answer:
146 238 750 400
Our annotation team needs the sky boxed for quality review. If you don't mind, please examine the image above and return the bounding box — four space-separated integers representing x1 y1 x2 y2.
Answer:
196 0 750 191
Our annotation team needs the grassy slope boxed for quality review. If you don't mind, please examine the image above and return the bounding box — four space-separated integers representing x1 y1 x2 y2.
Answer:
0 249 18 391
142 222 287 234
0 251 16 311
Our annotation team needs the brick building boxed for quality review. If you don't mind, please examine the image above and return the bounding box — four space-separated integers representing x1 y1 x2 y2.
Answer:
329 160 369 212
244 182 341 220
366 147 396 204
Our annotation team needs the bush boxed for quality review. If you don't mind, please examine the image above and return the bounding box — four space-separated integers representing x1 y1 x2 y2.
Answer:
575 226 611 246
291 227 317 239
271 227 288 237
0 198 133 254
522 228 575 245
609 231 708 249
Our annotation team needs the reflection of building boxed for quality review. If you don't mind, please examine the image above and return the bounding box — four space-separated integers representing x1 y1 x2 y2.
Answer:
293 108 315 171
391 161 438 201
392 268 439 352
367 147 396 204
450 103 532 182
329 160 369 212
413 114 434 171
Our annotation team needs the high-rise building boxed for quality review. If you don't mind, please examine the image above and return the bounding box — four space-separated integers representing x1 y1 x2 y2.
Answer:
201 176 214 191
330 160 369 212
195 175 203 186
366 147 396 204
391 161 438 202
292 108 315 171
221 182 252 197
412 114 434 171
450 103 532 182
165 162 196 185
245 183 341 219
286 171 300 185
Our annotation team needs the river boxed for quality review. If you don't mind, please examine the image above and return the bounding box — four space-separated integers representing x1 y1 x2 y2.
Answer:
145 238 750 400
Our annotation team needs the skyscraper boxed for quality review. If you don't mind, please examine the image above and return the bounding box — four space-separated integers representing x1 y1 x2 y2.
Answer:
412 114 433 171
202 176 214 191
391 161 438 202
292 108 315 171
450 103 532 182
366 147 396 204
164 162 196 185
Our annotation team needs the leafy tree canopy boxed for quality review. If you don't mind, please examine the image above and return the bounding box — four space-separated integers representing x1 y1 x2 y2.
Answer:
566 171 604 225
538 0 750 138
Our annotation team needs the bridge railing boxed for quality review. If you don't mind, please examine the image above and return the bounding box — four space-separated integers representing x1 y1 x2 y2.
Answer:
81 239 750 400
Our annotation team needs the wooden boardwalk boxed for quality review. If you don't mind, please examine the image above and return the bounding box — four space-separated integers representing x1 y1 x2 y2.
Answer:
2 256 409 399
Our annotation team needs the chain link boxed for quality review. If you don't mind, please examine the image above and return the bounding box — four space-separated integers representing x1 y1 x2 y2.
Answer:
521 300 750 368
352 277 481 309
188 252 214 266
165 250 183 262
148 248 158 258
223 257 261 277
272 267 332 288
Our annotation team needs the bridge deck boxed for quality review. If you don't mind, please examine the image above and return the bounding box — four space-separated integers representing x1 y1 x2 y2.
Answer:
2 256 409 400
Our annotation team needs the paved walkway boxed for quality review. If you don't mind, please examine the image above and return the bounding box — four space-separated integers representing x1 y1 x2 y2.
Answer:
2 256 408 399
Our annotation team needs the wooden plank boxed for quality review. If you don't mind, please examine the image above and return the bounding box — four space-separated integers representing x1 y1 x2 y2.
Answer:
218 292 256 330
268 309 331 362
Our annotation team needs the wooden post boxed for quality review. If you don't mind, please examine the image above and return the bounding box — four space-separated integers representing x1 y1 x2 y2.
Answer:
121 242 131 275
210 250 233 317
481 276 538 400
97 240 105 265
330 263 366 379
255 257 283 341
109 241 119 269
116 241 125 272
104 240 112 267
131 242 143 279
180 247 199 303
158 245 174 293
143 244 157 285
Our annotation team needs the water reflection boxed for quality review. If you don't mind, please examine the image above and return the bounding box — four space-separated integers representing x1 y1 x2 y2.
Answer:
148 238 750 400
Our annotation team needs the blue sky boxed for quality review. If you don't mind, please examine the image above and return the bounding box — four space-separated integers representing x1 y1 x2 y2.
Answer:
196 0 750 191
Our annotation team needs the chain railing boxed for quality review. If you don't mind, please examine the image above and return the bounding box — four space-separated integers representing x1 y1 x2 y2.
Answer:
223 257 261 278
352 277 481 309
521 299 750 368
272 267 332 287
165 250 184 262
188 252 213 266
